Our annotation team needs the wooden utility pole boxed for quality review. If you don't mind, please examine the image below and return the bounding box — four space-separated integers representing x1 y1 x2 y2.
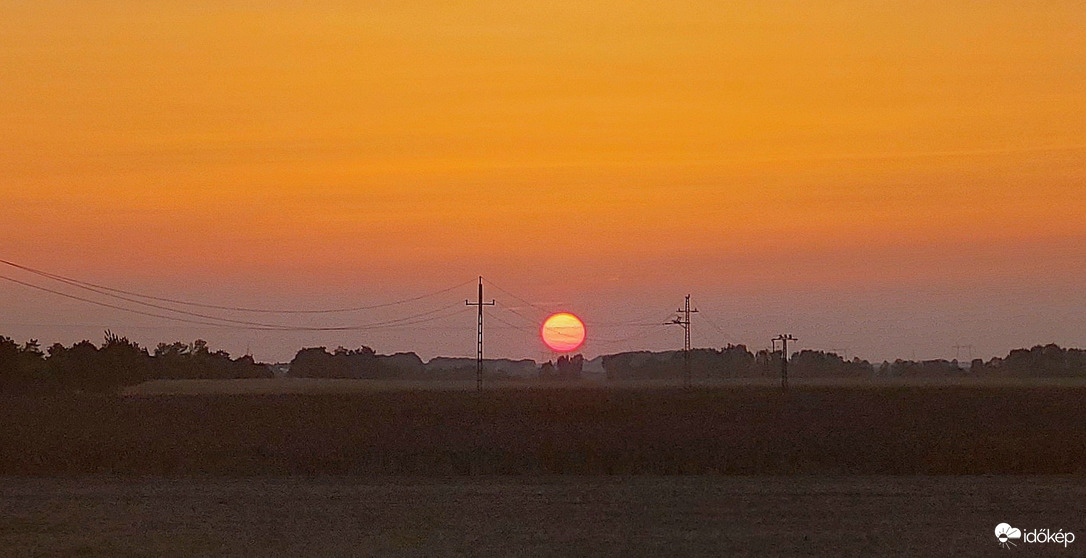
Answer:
465 277 494 391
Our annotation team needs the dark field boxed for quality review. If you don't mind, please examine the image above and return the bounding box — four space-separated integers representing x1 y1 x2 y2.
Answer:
2 385 1085 475
2 385 1085 556
1 476 1083 557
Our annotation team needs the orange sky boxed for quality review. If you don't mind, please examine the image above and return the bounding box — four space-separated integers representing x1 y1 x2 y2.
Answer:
1 1 1084 362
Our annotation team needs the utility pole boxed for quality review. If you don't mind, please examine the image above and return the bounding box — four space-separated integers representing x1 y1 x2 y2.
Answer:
772 334 797 392
465 277 494 391
667 295 698 388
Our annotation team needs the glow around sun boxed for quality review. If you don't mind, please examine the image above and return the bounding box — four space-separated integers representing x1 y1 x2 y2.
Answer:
541 312 586 353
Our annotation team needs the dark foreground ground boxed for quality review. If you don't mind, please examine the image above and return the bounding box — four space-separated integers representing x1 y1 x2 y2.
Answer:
1 385 1085 475
1 386 1085 556
1 476 1082 557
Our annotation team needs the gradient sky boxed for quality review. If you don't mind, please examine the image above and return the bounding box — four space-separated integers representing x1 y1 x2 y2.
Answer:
2 1 1084 363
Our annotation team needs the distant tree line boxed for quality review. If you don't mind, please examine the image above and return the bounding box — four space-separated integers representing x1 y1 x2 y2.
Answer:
5 332 1086 394
603 345 790 380
0 332 269 394
602 344 1086 380
971 344 1086 377
286 347 538 380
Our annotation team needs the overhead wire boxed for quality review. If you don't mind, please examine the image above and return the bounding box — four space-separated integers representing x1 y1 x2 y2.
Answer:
3 259 736 349
485 278 678 346
0 273 283 330
0 258 475 314
698 311 739 344
303 302 470 332
0 262 476 332
486 278 669 328
6 268 329 330
494 301 540 327
589 327 661 346
487 312 538 334
480 277 553 316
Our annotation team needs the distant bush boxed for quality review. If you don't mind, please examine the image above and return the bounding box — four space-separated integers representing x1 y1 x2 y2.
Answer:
153 340 270 380
289 346 381 379
979 344 1086 377
790 350 875 378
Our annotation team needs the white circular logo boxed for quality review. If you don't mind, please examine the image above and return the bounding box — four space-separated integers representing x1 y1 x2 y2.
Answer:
995 523 1021 549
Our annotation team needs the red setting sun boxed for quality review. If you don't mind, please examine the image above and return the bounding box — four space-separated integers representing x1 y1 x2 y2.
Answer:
541 313 586 353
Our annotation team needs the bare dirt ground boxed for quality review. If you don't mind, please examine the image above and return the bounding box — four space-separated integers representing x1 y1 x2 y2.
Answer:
3 385 1083 555
0 476 1081 557
5 386 1086 476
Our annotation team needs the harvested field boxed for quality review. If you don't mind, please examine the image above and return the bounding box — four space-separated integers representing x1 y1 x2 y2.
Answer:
2 385 1084 556
2 385 1085 476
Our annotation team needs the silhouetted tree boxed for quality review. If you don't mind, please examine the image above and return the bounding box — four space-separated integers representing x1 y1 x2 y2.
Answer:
377 352 424 378
230 354 272 379
0 337 47 393
152 339 270 379
44 332 151 392
334 346 379 378
790 350 874 378
289 347 339 378
100 330 152 387
289 346 378 379
993 344 1086 377
555 354 584 379
710 344 757 378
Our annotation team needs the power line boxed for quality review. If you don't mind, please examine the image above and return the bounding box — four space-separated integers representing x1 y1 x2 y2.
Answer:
1 272 469 332
698 312 737 344
494 301 540 327
587 327 661 346
481 277 552 316
493 296 667 347
0 273 285 330
590 321 669 328
486 279 676 345
0 258 474 314
487 312 536 333
6 268 321 330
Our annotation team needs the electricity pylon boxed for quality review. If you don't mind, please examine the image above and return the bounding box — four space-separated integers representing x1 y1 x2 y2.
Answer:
465 277 494 391
772 334 797 392
667 295 698 388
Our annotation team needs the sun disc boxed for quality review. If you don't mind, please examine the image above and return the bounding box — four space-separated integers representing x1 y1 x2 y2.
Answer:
541 312 586 352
